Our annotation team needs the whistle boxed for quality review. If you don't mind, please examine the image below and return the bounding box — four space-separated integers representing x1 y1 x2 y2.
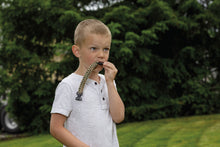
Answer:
97 62 103 65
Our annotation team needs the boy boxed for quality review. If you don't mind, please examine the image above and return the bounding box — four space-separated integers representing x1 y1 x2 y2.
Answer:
50 19 125 147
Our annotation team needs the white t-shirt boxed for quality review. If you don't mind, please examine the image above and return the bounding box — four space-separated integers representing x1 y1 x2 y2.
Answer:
51 73 119 147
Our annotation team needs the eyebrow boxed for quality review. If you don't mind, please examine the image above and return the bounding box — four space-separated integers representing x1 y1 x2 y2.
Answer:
89 45 110 49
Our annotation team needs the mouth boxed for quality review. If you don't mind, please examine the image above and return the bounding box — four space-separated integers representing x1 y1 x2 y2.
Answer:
97 61 104 65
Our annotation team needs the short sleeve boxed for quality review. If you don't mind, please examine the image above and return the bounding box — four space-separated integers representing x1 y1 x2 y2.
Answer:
113 80 117 89
51 82 73 117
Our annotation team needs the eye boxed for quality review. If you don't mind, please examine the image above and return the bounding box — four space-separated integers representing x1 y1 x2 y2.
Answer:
103 48 110 52
90 47 96 51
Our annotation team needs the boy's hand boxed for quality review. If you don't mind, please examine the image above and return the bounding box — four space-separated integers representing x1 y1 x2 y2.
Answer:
103 61 118 82
103 61 125 123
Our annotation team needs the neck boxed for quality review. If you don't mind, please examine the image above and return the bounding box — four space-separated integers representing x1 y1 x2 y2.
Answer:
74 66 100 83
89 72 100 83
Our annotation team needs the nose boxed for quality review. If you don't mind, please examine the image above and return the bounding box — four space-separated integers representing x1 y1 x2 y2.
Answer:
97 49 104 58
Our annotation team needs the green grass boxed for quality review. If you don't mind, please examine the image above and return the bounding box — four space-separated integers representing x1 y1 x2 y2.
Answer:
0 134 61 147
0 114 220 147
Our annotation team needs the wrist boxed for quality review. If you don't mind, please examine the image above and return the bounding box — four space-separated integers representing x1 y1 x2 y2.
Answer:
106 79 114 84
106 80 115 89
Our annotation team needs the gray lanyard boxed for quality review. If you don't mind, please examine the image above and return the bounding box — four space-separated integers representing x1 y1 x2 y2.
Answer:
75 62 103 101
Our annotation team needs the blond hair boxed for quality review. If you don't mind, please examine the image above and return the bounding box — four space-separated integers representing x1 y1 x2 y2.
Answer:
74 19 111 46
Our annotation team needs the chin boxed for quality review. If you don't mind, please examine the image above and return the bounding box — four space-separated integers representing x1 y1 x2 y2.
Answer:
95 66 103 73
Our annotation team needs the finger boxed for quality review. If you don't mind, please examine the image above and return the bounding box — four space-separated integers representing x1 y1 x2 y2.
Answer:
103 62 115 69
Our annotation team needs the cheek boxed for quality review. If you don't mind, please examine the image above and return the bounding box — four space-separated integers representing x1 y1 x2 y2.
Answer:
105 53 109 60
85 54 96 64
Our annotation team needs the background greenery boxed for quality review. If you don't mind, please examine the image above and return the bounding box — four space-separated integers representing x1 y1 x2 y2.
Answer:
0 114 220 146
0 0 219 133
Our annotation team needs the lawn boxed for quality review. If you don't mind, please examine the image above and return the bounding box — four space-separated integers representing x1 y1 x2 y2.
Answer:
0 114 220 147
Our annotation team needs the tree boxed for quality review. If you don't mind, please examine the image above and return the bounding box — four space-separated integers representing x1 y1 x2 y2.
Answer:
0 0 219 133
103 0 220 120
0 0 84 133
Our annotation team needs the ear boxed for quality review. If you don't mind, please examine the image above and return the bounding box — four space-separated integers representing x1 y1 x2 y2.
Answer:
72 45 80 58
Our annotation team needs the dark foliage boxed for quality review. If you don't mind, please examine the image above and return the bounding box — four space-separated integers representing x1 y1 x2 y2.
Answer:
0 0 219 133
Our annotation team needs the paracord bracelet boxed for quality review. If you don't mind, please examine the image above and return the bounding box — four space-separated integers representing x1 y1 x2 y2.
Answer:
75 61 103 101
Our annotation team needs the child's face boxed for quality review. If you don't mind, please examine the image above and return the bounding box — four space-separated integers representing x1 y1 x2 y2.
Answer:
78 33 111 72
